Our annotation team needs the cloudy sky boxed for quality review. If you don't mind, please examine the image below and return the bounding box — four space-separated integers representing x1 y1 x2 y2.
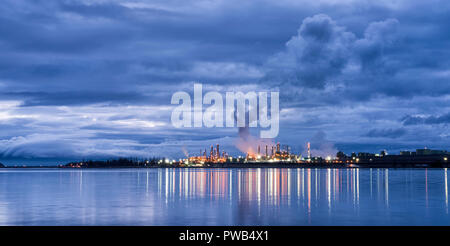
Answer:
0 0 449 163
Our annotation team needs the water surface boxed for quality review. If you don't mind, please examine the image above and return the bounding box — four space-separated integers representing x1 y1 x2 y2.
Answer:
0 168 449 225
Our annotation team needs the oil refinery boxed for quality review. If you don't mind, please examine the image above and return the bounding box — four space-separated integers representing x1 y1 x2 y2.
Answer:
165 143 449 168
183 142 339 166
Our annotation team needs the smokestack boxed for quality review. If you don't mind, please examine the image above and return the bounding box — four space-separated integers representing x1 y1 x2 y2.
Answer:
307 142 311 159
265 145 268 157
210 145 214 159
257 145 260 156
216 144 220 158
271 146 274 156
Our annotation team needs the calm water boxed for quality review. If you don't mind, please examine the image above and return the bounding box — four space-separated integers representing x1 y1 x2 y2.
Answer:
0 168 449 225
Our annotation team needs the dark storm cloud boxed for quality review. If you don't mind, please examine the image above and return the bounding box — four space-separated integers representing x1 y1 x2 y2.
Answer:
264 14 401 97
264 14 354 89
355 18 399 71
280 14 356 89
0 0 301 107
364 128 407 138
402 113 450 125
3 91 147 106
1 0 442 107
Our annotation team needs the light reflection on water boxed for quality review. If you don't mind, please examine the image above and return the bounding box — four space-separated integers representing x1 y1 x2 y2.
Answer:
0 168 449 225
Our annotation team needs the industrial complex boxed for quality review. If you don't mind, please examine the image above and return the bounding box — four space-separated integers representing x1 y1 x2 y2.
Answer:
176 142 450 168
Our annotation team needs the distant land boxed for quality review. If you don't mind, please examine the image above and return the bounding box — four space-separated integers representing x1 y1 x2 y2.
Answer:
0 148 448 169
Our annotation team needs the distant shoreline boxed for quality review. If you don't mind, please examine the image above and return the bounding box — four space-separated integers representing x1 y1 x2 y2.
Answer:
1 163 449 169
1 153 448 169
